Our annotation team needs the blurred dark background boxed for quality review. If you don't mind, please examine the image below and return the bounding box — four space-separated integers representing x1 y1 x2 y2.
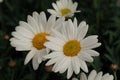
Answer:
0 0 120 80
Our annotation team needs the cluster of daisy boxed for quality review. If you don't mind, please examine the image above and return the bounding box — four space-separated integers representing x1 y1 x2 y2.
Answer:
10 0 114 80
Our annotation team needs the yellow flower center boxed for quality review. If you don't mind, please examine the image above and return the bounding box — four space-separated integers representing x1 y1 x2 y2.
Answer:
32 32 49 50
60 8 71 16
63 40 81 57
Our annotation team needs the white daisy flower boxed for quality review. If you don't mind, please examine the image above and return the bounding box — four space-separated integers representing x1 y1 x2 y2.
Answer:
44 18 101 79
80 70 114 80
10 11 59 70
48 0 80 18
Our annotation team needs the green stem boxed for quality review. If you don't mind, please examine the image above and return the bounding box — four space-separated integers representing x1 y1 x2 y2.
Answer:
41 73 49 80
4 0 13 11
113 71 117 80
11 69 15 80
18 66 25 79
93 0 98 9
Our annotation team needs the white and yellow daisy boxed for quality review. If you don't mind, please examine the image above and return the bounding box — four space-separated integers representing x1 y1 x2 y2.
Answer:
48 0 80 18
80 70 114 80
10 11 58 70
44 18 101 79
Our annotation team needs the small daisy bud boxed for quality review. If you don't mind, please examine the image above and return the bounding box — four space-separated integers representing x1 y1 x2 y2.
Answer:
111 64 118 71
4 34 9 40
8 60 16 67
45 65 53 72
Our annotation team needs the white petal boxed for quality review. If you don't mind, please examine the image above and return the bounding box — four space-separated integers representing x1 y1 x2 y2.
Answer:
72 78 78 80
77 21 88 40
72 56 80 74
52 56 63 71
10 38 32 51
80 73 87 80
83 43 101 50
32 11 39 24
46 55 63 66
44 42 62 51
39 12 46 32
45 15 56 32
88 70 97 80
46 48 50 55
81 35 99 48
38 49 48 61
59 57 70 73
62 22 71 40
19 21 36 34
32 54 39 70
95 72 103 80
85 50 100 56
10 37 31 46
73 18 78 28
15 26 34 39
72 2 78 11
27 15 40 33
44 51 63 59
81 35 98 44
50 54 63 71
79 60 88 72
52 3 59 11
51 29 67 41
102 73 109 78
15 46 31 51
73 18 78 38
106 75 114 80
102 75 114 80
79 51 93 62
67 0 72 8
24 48 36 65
67 19 75 39
56 1 64 9
47 9 58 16
11 35 31 42
54 56 67 72
46 36 65 46
54 17 65 31
102 73 114 80
11 31 31 41
61 0 67 7
67 61 73 79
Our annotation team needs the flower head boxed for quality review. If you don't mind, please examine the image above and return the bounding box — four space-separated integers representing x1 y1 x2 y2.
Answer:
10 11 59 70
44 18 101 79
80 70 114 80
48 0 80 18
111 64 118 71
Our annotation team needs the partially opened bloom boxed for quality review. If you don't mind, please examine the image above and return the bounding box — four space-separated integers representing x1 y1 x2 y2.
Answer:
44 18 101 79
48 0 80 18
10 11 59 70
80 70 114 80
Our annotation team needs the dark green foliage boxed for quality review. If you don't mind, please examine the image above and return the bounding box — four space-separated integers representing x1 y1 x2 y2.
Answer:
0 0 120 80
